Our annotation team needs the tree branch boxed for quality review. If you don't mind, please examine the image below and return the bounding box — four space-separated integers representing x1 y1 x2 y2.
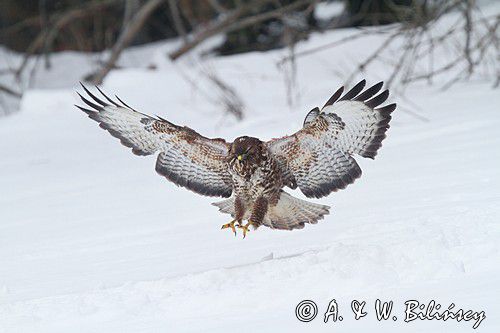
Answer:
14 0 122 78
169 0 316 60
88 0 165 84
0 84 22 99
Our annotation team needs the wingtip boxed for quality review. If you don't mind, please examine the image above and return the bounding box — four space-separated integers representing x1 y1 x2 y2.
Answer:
339 79 366 101
366 89 390 109
115 94 135 110
74 104 95 115
322 86 344 109
93 85 123 108
76 91 104 111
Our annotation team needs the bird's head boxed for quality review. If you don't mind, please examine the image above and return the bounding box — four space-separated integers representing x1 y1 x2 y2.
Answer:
230 136 264 165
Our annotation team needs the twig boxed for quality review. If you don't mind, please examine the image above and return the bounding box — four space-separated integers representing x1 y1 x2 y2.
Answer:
169 0 317 60
345 29 400 85
168 0 188 43
88 0 165 84
277 30 374 66
206 0 228 14
169 0 270 60
0 84 22 99
463 0 474 76
14 0 121 79
204 68 245 120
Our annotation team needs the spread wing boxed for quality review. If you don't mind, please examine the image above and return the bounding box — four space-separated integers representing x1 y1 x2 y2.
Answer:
75 84 232 198
266 80 396 199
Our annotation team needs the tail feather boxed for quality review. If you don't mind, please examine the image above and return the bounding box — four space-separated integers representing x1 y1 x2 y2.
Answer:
264 191 330 230
212 198 235 217
212 191 330 230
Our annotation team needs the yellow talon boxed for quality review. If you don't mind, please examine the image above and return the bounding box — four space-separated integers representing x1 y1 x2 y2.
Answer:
221 220 237 236
237 221 252 239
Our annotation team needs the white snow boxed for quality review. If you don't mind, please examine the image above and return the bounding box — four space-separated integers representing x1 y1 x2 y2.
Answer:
314 1 345 20
1 2 499 332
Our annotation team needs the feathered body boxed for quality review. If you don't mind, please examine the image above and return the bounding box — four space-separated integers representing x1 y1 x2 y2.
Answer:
214 136 329 230
75 80 396 234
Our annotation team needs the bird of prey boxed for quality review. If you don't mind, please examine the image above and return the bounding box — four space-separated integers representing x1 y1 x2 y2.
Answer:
76 80 395 238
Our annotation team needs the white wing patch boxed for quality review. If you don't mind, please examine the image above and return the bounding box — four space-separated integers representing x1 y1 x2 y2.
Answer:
266 80 396 198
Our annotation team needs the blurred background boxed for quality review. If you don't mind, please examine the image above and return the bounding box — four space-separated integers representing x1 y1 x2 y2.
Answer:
0 0 498 116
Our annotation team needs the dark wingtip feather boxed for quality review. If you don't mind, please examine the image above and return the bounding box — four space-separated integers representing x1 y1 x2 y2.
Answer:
355 81 384 101
377 117 392 127
340 79 366 101
156 115 168 122
360 121 392 159
322 86 344 109
376 103 397 116
79 83 109 107
74 104 95 115
77 92 103 111
366 89 389 109
95 86 121 107
115 95 136 110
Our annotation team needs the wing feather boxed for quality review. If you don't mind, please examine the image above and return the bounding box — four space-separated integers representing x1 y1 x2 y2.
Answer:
76 86 232 198
266 80 395 199
339 79 366 101
322 86 344 108
354 81 383 101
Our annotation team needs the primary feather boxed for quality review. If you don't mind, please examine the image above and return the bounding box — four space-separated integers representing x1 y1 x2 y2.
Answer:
266 80 395 199
76 85 232 198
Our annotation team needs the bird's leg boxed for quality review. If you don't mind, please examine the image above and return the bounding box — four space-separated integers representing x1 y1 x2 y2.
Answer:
222 196 246 237
221 220 238 236
238 197 268 239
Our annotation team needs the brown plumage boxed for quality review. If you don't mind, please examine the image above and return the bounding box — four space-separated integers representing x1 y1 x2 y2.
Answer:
75 80 396 237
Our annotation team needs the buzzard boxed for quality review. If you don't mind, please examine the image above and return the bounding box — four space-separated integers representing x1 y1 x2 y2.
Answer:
76 80 395 238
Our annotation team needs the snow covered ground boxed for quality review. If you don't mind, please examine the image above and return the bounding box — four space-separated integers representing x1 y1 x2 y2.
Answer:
1 2 499 332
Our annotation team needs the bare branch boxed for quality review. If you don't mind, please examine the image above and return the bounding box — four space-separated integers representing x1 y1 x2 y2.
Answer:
87 0 165 84
169 0 317 60
168 0 188 43
277 29 387 67
14 0 122 78
206 0 228 14
204 69 245 120
463 0 475 75
0 84 22 99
